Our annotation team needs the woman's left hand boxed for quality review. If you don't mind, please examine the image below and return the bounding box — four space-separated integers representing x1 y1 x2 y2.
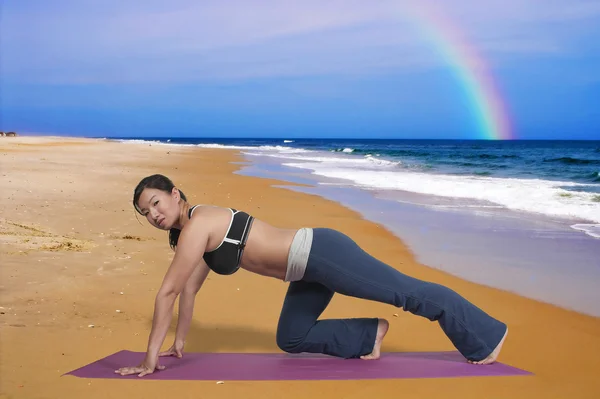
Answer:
114 356 165 377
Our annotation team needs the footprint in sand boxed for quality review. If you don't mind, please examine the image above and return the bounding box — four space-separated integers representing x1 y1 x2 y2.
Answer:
0 218 94 255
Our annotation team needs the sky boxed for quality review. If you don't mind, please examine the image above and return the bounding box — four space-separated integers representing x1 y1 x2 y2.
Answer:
1 0 599 140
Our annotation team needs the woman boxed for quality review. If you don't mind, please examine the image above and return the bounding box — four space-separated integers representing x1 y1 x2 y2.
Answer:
115 174 508 377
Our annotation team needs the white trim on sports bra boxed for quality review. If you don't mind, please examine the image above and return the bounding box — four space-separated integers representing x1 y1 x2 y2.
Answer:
189 205 241 253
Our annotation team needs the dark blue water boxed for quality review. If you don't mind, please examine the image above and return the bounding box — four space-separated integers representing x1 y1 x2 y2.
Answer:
110 136 600 316
111 136 600 226
113 137 600 188
307 139 600 187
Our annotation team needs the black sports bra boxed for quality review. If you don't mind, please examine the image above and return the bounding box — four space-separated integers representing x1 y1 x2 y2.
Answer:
188 205 254 275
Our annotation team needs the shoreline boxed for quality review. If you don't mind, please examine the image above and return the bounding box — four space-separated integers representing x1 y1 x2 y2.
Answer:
1 136 600 398
234 149 600 318
5 135 599 316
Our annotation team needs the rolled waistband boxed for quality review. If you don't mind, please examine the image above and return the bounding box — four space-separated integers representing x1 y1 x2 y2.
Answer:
285 228 313 282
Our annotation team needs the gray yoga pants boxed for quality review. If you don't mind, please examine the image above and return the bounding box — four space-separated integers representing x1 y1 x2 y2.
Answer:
276 227 507 360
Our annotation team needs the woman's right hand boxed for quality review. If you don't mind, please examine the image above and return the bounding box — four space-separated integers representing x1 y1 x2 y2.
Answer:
158 341 184 358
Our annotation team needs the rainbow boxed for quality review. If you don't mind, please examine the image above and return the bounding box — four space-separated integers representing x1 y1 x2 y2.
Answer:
405 2 515 140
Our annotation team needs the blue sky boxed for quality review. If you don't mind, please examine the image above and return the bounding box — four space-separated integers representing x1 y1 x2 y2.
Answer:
1 0 599 139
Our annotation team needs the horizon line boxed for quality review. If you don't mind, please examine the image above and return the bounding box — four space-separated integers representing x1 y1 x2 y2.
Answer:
10 132 599 141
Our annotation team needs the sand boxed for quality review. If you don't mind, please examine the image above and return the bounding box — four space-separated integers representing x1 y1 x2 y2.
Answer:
1 136 599 399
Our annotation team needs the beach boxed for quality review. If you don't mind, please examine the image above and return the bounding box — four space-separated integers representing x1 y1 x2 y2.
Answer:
1 136 599 398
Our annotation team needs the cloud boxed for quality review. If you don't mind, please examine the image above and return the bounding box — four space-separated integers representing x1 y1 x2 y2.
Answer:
1 0 599 85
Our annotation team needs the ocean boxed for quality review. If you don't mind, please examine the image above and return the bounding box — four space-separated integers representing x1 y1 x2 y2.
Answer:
113 137 600 316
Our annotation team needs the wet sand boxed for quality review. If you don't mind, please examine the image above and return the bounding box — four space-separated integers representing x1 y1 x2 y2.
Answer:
1 136 599 398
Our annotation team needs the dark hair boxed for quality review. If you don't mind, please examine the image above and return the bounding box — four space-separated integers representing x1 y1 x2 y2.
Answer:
133 174 187 251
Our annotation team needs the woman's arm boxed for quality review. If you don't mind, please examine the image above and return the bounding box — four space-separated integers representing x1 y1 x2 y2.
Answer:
115 212 213 377
144 217 210 362
175 261 210 347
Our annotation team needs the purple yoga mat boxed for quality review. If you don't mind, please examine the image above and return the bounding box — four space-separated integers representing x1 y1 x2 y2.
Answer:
65 351 532 381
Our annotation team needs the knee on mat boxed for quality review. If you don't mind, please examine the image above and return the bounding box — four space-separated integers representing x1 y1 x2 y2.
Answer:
276 330 304 354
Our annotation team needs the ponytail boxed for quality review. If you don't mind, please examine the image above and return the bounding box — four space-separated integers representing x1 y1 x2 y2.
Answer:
168 188 188 251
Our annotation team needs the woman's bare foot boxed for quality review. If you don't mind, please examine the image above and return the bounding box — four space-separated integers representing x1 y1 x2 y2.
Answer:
468 327 508 365
360 319 389 360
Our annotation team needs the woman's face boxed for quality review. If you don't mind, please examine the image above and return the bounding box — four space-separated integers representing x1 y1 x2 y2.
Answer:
137 187 180 230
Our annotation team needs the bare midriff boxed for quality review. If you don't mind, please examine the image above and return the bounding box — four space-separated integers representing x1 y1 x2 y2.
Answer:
238 218 298 280
190 205 300 281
